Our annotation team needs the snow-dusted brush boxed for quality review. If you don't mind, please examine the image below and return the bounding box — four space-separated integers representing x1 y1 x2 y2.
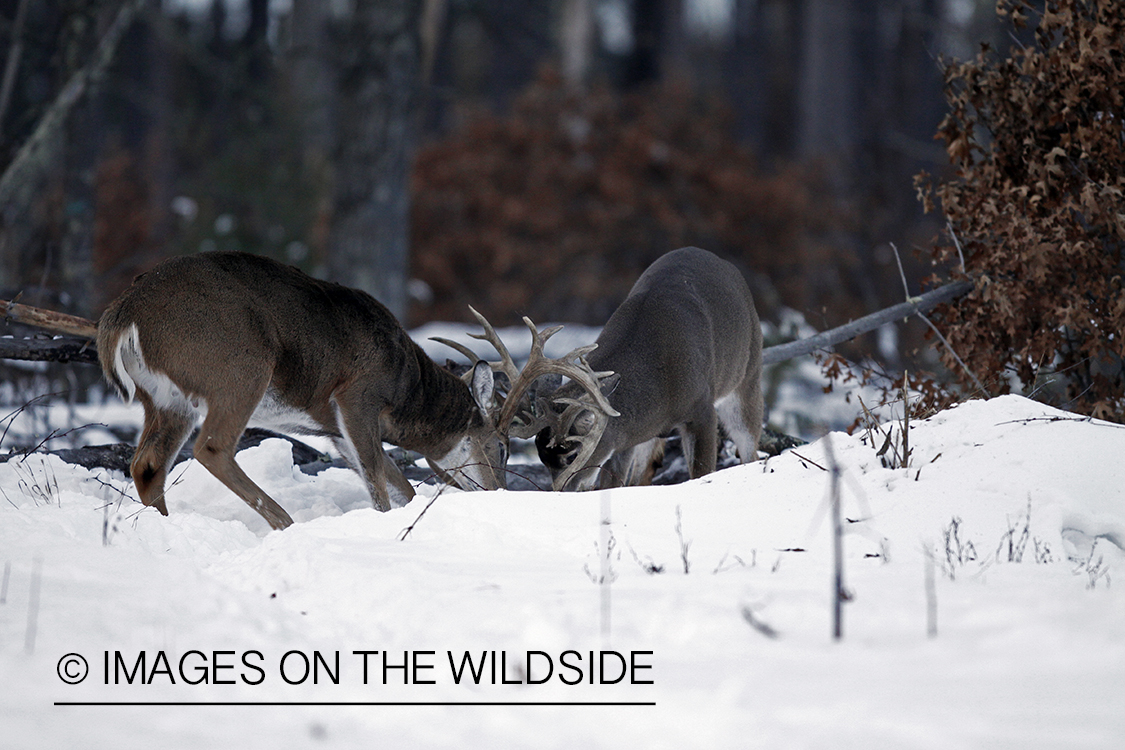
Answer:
442 247 765 492
97 252 507 530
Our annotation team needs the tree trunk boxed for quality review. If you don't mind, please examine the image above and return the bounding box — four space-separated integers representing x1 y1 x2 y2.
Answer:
327 0 422 321
242 0 271 80
60 92 98 317
0 0 146 312
560 0 594 88
724 0 801 157
287 0 336 262
797 0 859 169
624 0 685 88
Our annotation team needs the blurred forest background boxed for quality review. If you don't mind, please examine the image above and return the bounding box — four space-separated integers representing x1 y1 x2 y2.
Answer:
0 0 1017 378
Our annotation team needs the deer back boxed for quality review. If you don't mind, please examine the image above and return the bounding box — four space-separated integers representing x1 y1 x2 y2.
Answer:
98 252 495 466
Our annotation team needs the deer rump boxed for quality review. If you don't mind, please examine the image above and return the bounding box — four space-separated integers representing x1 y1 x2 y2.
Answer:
534 247 764 491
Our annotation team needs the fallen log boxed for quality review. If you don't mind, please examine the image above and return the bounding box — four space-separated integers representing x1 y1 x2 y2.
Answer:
0 299 98 339
1 428 335 476
0 335 97 364
2 427 796 492
760 279 973 365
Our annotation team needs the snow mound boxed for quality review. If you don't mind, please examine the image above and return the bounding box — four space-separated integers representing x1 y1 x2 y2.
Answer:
1 395 1122 748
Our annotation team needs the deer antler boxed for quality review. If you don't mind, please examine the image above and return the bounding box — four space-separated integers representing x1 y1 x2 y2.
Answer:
473 312 620 492
431 307 620 455
430 305 520 383
542 397 611 491
493 315 619 438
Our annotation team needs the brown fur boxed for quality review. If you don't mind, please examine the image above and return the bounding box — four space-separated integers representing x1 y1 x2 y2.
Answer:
98 252 503 530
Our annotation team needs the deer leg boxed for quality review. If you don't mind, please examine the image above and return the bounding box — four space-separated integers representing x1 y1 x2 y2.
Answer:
607 438 664 487
192 387 294 531
131 391 195 515
683 404 719 479
382 459 416 506
595 452 627 489
330 391 414 512
716 374 764 464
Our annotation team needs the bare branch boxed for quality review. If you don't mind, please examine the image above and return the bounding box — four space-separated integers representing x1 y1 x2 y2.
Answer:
1 299 98 338
946 220 967 272
760 280 973 366
890 242 910 300
914 311 990 397
887 246 987 396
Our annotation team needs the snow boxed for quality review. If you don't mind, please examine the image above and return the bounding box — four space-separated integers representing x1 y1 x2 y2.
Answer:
1 395 1123 748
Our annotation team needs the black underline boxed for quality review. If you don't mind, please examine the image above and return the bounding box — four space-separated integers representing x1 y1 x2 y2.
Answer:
55 701 656 707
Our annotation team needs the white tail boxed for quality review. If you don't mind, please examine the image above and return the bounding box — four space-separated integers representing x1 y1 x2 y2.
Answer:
525 247 764 490
97 252 505 530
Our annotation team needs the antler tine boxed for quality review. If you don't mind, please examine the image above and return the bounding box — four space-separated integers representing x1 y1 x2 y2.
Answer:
553 397 596 437
430 305 524 389
507 396 553 440
549 397 613 488
508 392 591 441
550 410 610 491
436 307 620 464
522 316 564 353
551 350 619 417
466 305 521 382
527 319 618 416
429 336 483 367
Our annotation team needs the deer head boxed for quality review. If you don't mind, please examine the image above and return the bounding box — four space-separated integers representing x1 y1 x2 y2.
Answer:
431 305 621 491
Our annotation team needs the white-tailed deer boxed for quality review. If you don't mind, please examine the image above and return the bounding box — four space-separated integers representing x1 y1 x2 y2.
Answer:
97 251 506 530
502 247 764 491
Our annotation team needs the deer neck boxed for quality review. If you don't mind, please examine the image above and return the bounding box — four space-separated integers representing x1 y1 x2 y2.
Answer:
382 342 479 457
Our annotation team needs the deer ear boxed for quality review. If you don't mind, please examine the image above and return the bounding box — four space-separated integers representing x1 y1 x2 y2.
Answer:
470 361 496 415
572 410 597 436
599 372 621 397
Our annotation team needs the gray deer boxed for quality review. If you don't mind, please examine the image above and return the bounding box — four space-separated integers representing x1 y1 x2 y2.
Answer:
515 247 764 490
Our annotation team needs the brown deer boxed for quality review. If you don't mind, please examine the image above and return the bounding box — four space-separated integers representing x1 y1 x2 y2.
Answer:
497 247 764 491
96 252 506 530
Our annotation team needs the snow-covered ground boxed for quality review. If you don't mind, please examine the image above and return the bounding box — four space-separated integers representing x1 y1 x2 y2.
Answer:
1 393 1122 748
